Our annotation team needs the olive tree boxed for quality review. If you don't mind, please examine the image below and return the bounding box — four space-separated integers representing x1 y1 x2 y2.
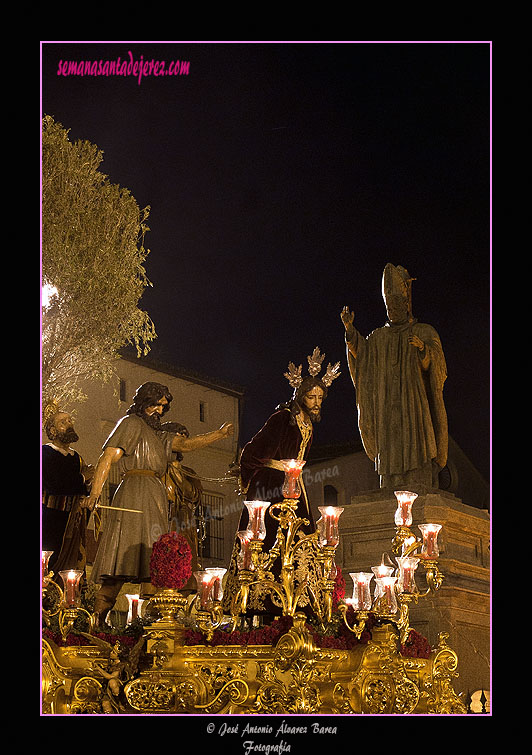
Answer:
41 115 156 408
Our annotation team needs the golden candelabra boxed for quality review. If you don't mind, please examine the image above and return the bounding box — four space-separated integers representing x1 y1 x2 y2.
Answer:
42 554 94 640
226 459 344 631
338 490 444 645
228 497 340 630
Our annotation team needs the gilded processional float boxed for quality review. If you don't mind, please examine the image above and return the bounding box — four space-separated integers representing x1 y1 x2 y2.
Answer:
42 460 467 715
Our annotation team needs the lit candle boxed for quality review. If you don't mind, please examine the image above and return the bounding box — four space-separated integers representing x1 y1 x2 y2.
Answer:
375 576 398 614
280 459 306 499
396 556 419 594
244 501 271 540
317 506 344 547
237 530 253 571
205 567 227 601
418 523 442 558
59 569 83 607
371 556 395 600
194 571 216 609
126 593 144 624
349 572 373 610
394 490 418 527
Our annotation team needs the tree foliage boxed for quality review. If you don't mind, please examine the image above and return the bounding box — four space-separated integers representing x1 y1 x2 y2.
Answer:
41 115 156 408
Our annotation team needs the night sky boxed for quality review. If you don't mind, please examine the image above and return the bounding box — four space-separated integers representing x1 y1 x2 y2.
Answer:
40 41 491 482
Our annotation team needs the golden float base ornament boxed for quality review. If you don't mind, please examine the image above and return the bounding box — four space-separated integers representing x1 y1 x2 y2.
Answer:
42 613 466 715
147 588 188 627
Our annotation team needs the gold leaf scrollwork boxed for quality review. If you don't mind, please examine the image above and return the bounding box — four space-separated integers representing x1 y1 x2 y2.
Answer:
393 675 420 714
70 676 103 714
364 677 392 714
195 678 250 714
126 679 176 712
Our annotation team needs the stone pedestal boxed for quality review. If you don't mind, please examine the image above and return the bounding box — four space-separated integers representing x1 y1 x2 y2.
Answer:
337 489 490 699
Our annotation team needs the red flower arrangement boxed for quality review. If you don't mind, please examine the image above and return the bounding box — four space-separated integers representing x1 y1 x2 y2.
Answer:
42 628 139 648
184 615 295 647
400 628 432 659
149 531 192 590
332 567 346 610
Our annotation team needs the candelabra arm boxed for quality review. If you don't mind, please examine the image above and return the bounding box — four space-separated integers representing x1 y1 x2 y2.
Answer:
290 529 318 557
229 574 253 630
422 560 444 593
392 525 414 556
195 601 224 641
268 499 310 565
402 539 422 558
306 585 323 624
338 604 369 640
283 517 311 558
261 578 291 615
395 601 414 646
42 576 65 621
252 536 280 577
58 606 94 641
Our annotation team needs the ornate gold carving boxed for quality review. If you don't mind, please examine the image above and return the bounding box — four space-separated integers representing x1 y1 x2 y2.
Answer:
43 614 467 715
126 678 176 712
70 676 104 714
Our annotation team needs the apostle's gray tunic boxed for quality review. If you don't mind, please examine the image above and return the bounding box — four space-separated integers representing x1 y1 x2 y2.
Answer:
90 414 175 584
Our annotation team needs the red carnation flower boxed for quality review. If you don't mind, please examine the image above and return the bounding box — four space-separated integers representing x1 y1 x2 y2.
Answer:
150 531 192 590
332 567 346 609
400 629 432 659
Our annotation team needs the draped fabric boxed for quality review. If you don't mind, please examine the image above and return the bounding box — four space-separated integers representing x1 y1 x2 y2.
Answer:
346 320 448 479
90 414 176 584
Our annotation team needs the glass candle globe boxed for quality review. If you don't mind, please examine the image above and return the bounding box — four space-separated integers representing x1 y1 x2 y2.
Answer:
280 459 306 499
396 556 419 594
349 572 373 611
193 570 217 609
418 523 442 558
237 530 254 571
371 559 395 599
59 569 84 608
205 567 227 601
244 501 271 540
394 490 418 527
125 594 145 624
317 506 344 547
375 576 398 614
